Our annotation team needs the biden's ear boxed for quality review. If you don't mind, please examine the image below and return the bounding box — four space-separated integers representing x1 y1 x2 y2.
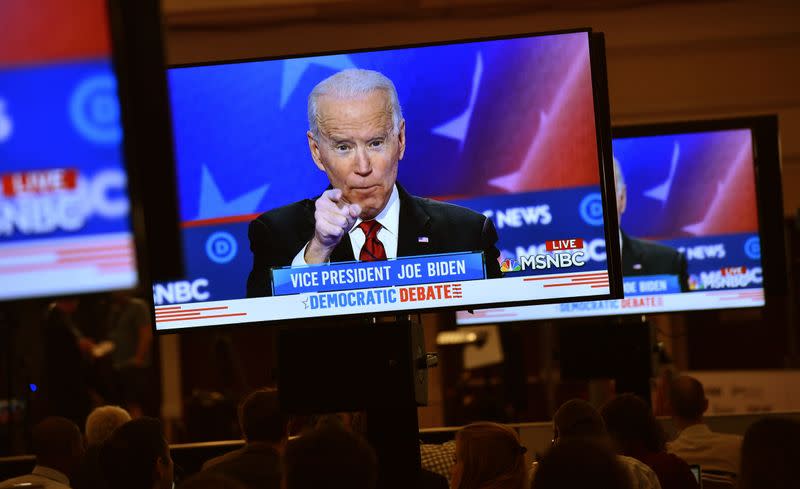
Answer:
307 131 326 172
397 119 406 160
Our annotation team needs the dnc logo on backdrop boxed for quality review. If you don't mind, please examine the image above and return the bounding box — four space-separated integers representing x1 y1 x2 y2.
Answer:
70 73 121 145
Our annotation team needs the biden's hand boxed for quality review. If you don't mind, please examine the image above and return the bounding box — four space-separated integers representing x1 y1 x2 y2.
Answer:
305 188 361 264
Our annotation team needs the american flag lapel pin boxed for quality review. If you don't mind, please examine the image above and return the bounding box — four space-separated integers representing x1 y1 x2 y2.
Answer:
633 263 642 270
418 236 429 243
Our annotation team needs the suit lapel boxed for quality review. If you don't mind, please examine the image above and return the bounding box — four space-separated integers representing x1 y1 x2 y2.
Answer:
396 183 431 257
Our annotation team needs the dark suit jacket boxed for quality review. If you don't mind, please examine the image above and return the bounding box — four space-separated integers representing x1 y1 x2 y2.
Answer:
246 183 502 297
622 230 689 292
202 443 281 489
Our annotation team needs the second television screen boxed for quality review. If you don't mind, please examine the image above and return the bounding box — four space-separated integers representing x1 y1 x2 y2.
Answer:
155 30 618 330
458 124 767 324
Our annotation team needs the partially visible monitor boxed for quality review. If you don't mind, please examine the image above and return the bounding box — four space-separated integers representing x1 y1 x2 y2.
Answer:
151 29 623 331
0 0 181 300
0 0 139 300
457 116 786 324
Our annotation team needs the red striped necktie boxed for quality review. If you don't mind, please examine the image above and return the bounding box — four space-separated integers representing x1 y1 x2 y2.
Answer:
358 220 387 261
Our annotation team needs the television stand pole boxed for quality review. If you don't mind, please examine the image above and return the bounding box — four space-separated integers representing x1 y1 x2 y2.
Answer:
277 315 431 489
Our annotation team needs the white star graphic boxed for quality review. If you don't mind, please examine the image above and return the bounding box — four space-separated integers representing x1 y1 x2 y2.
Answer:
643 141 680 206
431 52 483 150
280 55 356 108
196 164 270 220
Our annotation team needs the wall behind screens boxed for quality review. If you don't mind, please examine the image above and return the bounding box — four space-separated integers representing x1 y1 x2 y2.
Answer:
0 0 139 300
457 116 786 324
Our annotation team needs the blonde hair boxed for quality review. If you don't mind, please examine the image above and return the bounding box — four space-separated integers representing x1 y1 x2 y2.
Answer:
454 422 527 489
85 405 131 446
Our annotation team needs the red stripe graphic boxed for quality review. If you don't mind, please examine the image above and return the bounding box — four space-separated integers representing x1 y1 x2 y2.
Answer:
59 253 131 264
155 306 229 316
544 280 608 288
182 213 261 228
157 313 247 323
58 244 131 255
523 272 607 282
0 241 131 257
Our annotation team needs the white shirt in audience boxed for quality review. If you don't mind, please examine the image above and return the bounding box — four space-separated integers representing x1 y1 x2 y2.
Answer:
667 423 742 476
529 455 662 489
0 465 71 489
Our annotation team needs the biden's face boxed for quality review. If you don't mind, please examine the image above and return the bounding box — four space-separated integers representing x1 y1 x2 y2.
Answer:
307 89 406 221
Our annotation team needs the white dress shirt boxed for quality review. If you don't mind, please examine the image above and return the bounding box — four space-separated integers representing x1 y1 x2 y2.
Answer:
529 455 661 489
292 185 400 265
0 465 71 489
667 423 742 476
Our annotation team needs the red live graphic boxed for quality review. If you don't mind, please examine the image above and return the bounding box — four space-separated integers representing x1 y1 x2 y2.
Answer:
545 238 584 251
1 169 78 197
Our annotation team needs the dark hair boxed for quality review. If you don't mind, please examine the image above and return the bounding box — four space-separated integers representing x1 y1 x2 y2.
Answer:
283 425 378 489
669 376 706 420
553 399 606 441
238 388 287 443
739 417 800 489
100 417 168 489
533 439 633 489
601 394 666 454
32 416 82 466
454 422 527 489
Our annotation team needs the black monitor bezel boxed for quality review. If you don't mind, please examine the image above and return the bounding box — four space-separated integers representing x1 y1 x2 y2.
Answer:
151 27 623 333
0 0 181 305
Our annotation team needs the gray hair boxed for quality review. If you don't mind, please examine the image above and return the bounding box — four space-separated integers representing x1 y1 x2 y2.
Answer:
85 405 131 446
307 69 403 139
612 156 626 194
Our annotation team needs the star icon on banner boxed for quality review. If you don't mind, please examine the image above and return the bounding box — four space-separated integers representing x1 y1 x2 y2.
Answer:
431 51 483 150
280 55 356 108
302 298 310 309
195 164 270 220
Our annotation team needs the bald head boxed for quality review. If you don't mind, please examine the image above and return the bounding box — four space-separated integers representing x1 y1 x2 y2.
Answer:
32 416 84 475
669 376 707 422
553 399 606 442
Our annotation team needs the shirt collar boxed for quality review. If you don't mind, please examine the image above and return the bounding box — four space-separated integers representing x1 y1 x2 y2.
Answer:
32 465 70 485
350 184 400 236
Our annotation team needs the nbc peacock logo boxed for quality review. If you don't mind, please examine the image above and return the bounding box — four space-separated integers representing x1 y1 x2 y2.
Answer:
499 258 521 273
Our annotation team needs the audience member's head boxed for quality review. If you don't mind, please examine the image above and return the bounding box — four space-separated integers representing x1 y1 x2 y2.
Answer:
532 439 633 489
552 399 606 444
738 417 800 489
179 472 246 489
85 405 132 446
669 376 707 424
601 394 666 456
283 425 378 489
238 387 287 444
100 417 173 489
451 422 527 489
32 416 84 477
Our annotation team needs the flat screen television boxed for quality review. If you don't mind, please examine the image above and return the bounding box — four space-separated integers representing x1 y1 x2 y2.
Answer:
457 116 786 324
0 0 144 300
151 29 624 331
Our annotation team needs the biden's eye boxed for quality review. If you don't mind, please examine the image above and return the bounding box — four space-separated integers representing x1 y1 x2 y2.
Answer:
335 143 351 152
368 139 384 149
